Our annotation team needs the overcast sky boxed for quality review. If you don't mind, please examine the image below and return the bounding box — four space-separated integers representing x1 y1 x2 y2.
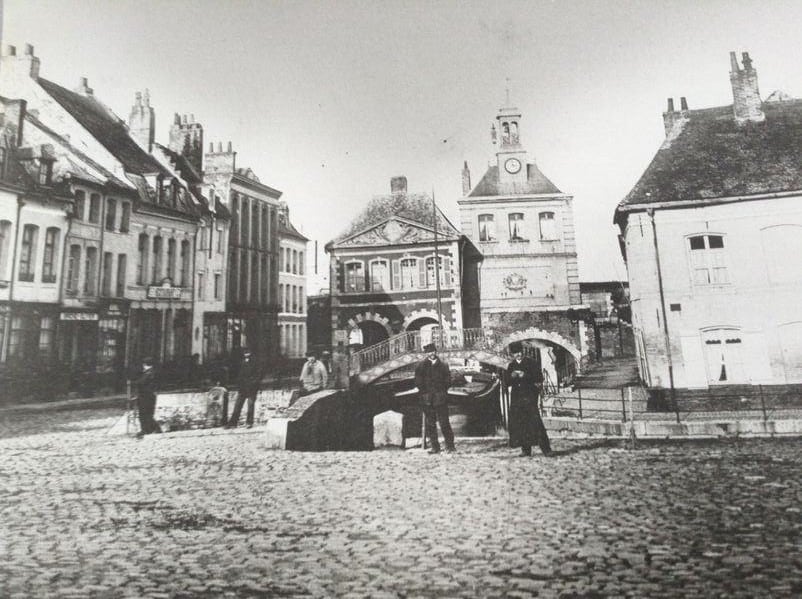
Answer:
5 0 802 291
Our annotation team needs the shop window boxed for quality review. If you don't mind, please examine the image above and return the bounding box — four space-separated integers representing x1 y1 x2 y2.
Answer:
478 214 495 242
39 316 55 360
688 234 728 285
120 202 130 233
18 224 39 282
105 199 116 231
67 245 81 293
0 220 11 280
539 212 557 240
370 260 390 291
98 317 124 373
509 213 526 241
89 193 101 223
116 254 127 297
8 315 33 360
74 190 86 221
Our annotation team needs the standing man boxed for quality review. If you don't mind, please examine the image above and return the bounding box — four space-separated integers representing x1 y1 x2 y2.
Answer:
134 356 161 438
299 351 328 395
414 343 455 454
227 349 262 429
507 342 551 456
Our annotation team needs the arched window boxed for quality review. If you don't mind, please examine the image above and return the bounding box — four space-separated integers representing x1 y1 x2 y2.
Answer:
539 212 557 240
137 234 149 285
509 213 525 241
42 227 60 283
478 214 495 241
18 224 39 282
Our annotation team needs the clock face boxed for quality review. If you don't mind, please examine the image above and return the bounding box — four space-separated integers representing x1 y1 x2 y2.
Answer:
505 158 522 174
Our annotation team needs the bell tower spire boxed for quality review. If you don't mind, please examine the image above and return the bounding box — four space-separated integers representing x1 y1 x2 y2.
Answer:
495 86 527 187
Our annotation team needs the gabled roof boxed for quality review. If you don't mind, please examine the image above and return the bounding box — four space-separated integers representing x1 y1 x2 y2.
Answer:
616 99 802 220
279 217 308 242
38 78 167 176
331 192 459 245
469 164 562 197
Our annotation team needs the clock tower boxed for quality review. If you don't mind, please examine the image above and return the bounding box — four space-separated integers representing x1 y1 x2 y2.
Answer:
493 103 529 190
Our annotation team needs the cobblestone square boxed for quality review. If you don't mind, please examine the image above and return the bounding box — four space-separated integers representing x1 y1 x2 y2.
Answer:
2 406 802 598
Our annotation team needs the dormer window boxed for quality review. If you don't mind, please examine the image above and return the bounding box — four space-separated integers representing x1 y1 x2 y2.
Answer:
38 160 53 186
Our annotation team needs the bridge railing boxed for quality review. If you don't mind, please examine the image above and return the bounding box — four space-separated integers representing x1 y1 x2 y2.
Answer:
349 327 497 375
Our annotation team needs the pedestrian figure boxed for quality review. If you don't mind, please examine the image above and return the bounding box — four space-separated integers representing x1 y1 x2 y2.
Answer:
134 356 162 438
206 381 227 428
226 349 262 429
299 351 328 395
507 342 551 456
414 343 455 454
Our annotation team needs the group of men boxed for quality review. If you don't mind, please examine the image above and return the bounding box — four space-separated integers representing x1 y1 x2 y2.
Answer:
134 342 551 457
414 341 551 457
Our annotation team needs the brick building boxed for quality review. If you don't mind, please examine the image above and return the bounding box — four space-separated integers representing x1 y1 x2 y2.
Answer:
458 98 591 386
326 176 482 350
615 51 802 398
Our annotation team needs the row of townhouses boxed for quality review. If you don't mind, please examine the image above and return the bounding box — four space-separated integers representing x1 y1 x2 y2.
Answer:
0 44 307 396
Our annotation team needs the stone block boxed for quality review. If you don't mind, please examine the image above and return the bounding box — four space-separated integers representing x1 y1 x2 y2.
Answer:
373 410 404 448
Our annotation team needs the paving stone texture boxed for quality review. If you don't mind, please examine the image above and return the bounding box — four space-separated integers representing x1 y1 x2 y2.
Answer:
2 406 802 598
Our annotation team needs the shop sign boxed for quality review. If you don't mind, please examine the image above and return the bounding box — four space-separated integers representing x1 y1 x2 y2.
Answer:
147 286 182 300
60 312 99 321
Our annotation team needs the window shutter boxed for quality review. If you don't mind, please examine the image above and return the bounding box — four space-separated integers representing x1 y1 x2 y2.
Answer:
392 260 400 290
418 258 426 288
443 256 452 286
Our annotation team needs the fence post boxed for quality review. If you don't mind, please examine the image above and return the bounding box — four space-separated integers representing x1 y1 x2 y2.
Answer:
759 384 768 423
578 387 583 420
621 387 627 422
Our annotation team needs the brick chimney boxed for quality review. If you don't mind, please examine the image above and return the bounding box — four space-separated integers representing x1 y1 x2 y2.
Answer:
128 90 155 152
662 97 690 136
204 141 236 175
730 51 764 123
1 44 41 80
461 161 471 196
169 113 204 174
390 176 407 194
75 76 93 96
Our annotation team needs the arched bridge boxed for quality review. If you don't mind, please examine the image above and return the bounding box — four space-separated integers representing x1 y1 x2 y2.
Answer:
350 328 514 385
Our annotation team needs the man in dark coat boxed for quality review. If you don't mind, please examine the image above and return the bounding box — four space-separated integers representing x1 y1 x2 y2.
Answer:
134 356 161 438
506 342 551 456
414 343 455 454
227 349 262 428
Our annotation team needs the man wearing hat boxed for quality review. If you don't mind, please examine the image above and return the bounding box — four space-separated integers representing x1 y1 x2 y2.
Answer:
506 342 551 456
134 356 161 437
299 350 329 395
227 348 262 428
414 343 455 454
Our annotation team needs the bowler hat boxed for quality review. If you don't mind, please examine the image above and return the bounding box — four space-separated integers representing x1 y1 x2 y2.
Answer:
423 343 436 353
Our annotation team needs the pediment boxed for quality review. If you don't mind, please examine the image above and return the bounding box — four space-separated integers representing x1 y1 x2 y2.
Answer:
335 217 452 248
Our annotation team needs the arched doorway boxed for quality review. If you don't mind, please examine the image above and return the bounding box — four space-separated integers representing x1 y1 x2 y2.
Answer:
505 337 579 390
406 316 440 349
349 320 390 349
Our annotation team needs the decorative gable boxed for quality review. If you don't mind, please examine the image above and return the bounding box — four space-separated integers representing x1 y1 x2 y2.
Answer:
335 217 456 248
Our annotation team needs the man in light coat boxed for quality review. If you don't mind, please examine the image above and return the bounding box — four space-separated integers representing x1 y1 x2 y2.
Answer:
300 351 328 395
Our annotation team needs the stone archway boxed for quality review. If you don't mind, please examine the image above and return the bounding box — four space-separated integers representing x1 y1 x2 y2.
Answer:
402 309 445 331
500 327 582 364
346 311 393 338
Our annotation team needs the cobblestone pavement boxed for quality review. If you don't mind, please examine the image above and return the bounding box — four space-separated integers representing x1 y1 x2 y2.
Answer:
2 407 802 598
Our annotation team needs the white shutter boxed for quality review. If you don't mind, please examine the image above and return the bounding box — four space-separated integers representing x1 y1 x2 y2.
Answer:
679 334 707 388
443 256 452 287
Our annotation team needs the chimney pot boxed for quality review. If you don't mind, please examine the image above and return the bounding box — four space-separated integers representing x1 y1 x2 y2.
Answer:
217 142 222 152
729 51 740 73
209 142 214 152
667 98 675 112
680 97 688 111
227 141 232 152
390 176 408 194
181 114 187 125
24 44 34 56
742 51 753 70
6 45 16 56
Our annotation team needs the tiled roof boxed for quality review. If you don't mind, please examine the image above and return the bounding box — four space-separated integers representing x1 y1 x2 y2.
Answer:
332 192 460 244
617 99 802 217
38 78 167 176
469 164 562 197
